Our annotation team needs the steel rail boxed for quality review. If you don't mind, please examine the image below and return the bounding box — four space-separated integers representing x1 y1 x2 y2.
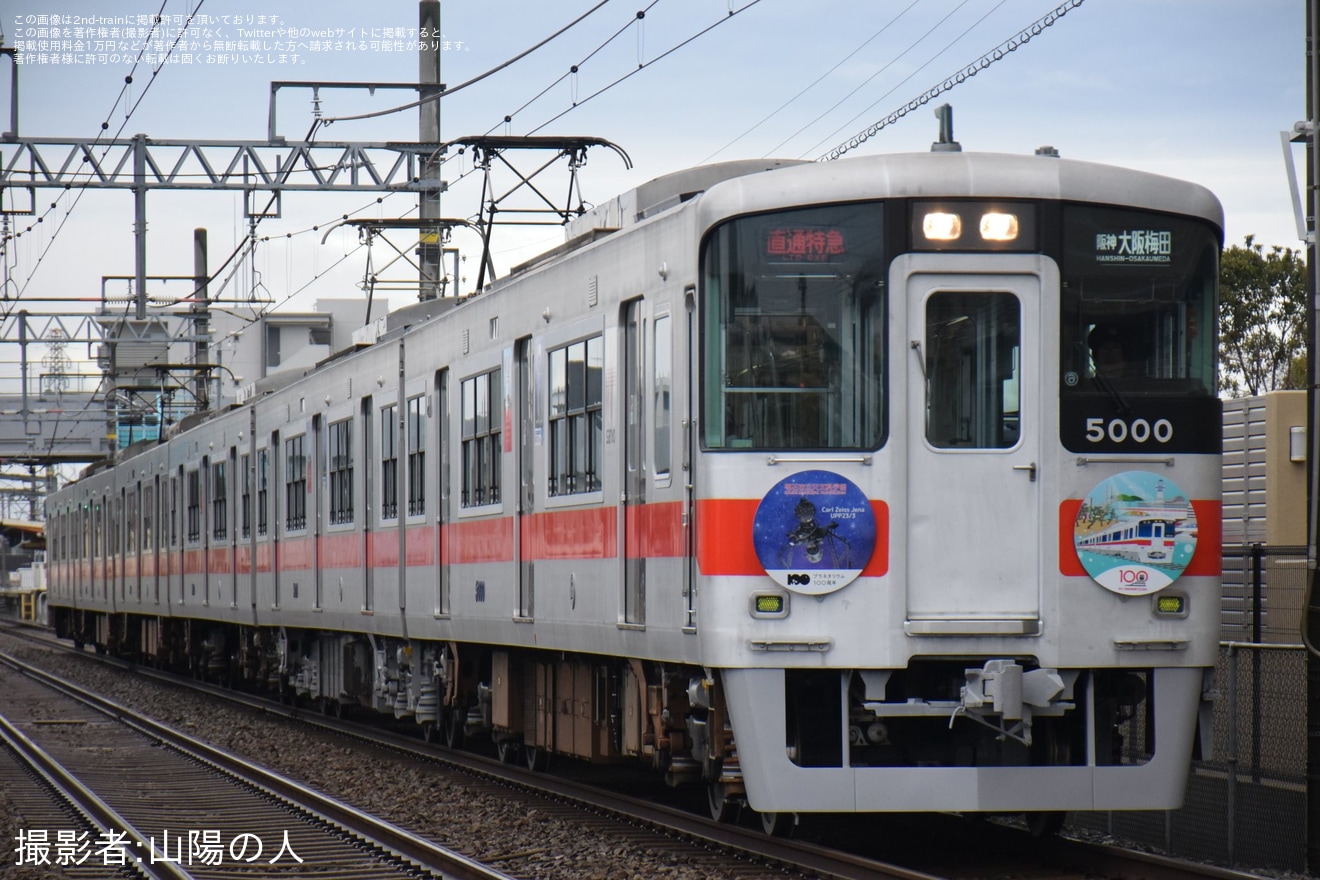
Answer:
0 711 195 880
0 649 518 880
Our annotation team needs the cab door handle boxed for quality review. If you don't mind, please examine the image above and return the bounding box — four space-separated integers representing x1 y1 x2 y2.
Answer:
1012 462 1037 481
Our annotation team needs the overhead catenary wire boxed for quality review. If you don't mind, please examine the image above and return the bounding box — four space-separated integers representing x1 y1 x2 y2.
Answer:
20 126 412 461
37 235 367 464
344 2 768 277
816 0 1087 162
773 0 993 159
484 2 662 136
526 0 766 135
10 0 448 319
699 0 926 165
319 0 618 127
0 0 209 465
14 0 621 339
31 110 335 462
7 0 205 314
10 0 766 323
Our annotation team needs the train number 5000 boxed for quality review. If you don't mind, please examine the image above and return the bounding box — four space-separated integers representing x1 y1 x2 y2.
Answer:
1084 417 1173 444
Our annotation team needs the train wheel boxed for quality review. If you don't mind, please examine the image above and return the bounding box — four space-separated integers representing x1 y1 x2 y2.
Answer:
1025 721 1070 838
1025 811 1066 838
441 708 465 749
758 810 794 838
421 722 438 744
707 782 739 824
497 739 520 764
524 745 549 772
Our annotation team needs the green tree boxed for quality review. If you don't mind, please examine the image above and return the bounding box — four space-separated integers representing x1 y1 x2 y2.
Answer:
1218 235 1307 397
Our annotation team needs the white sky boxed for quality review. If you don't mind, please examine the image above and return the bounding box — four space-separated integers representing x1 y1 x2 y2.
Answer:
1 0 1307 325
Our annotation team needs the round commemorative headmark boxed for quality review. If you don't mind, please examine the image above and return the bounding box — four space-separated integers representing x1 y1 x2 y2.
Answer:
752 469 876 595
1073 470 1197 595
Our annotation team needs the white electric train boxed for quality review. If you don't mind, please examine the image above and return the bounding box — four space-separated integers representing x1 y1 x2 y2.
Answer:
46 143 1223 835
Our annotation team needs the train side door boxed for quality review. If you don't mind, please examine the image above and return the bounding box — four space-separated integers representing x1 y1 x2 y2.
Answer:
622 299 645 624
113 490 123 606
270 433 281 609
435 368 450 615
228 447 238 607
362 396 375 612
200 460 210 606
169 471 180 609
312 415 324 610
683 290 697 630
515 340 534 619
130 483 141 604
904 270 1041 630
151 475 161 606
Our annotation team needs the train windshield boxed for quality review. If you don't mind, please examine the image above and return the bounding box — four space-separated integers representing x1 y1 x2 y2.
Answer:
700 202 886 451
1059 205 1219 399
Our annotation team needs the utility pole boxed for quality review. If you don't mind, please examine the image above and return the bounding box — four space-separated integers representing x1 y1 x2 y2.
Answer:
418 0 443 301
18 310 30 441
133 133 149 320
193 229 209 412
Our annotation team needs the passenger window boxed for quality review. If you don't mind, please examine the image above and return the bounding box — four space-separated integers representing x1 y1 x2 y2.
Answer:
653 315 671 478
924 291 1021 449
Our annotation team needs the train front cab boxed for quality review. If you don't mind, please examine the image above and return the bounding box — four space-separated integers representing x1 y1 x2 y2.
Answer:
694 186 1222 824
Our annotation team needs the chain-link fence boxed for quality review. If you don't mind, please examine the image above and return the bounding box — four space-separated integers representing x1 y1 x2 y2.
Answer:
1071 545 1311 874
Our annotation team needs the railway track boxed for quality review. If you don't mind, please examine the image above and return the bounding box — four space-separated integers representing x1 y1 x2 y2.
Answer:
0 622 1274 880
0 648 518 880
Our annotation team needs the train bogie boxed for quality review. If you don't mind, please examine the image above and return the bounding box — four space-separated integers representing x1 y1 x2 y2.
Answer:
48 148 1222 827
